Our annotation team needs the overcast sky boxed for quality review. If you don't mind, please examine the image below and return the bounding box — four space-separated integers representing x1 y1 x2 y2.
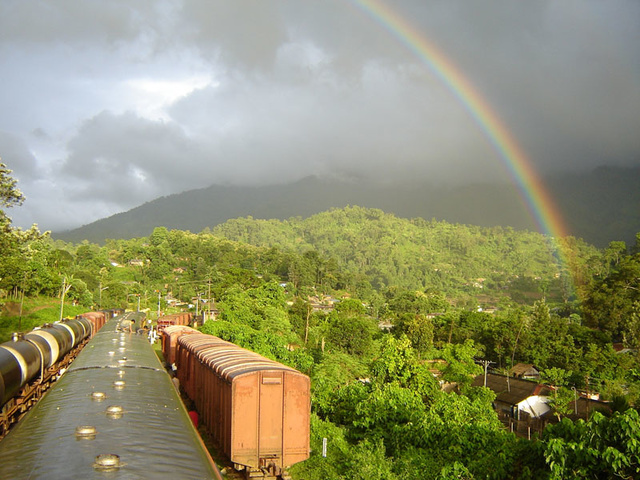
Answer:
1 0 638 231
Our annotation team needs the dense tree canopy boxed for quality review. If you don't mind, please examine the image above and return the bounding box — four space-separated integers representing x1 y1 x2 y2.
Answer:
0 162 46 296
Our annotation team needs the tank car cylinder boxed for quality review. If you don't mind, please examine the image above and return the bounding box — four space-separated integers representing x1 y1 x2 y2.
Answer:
80 316 95 336
69 317 93 341
60 320 85 348
0 348 20 406
0 341 42 405
49 324 73 357
0 372 5 408
27 328 65 365
23 334 53 369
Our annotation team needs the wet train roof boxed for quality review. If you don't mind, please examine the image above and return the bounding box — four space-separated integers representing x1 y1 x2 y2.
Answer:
0 315 220 479
69 320 161 371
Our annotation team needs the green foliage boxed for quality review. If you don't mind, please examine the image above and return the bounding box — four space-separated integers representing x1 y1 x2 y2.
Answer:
217 281 292 336
325 309 378 356
433 340 483 389
289 414 396 480
435 461 475 480
2 189 640 480
0 162 47 296
540 410 640 479
370 334 440 400
213 206 596 304
0 162 24 213
311 352 369 417
583 250 640 345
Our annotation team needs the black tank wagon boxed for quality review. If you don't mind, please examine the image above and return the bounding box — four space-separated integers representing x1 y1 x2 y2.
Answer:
0 312 111 437
0 312 222 479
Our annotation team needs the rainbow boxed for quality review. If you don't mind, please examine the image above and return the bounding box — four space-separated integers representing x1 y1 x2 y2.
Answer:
351 0 570 242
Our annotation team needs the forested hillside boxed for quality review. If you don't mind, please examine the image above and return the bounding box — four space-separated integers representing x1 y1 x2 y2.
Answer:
55 164 640 247
211 206 599 306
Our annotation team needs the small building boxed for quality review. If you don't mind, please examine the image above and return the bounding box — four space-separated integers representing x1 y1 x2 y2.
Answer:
565 395 611 421
509 363 540 380
378 320 393 331
308 295 340 312
473 373 552 420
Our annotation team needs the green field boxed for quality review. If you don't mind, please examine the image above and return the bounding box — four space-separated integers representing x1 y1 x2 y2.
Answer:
0 297 88 343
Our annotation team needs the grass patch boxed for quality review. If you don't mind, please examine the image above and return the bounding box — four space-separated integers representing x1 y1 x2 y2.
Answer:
0 297 89 343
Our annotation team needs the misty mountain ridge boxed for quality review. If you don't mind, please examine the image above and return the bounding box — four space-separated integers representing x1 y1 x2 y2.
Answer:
55 165 640 248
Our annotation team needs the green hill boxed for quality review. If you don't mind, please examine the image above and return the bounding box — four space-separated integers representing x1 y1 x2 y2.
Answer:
54 165 640 248
211 206 600 305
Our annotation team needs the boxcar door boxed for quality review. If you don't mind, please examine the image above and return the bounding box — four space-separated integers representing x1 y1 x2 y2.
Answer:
258 371 284 467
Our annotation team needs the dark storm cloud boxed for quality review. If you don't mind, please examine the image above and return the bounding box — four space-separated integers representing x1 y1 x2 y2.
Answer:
62 111 211 205
0 0 638 230
168 63 489 186
176 0 288 68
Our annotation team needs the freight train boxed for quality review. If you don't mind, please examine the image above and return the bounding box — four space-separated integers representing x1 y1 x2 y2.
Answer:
164 325 311 479
156 311 192 333
0 312 222 479
0 310 114 438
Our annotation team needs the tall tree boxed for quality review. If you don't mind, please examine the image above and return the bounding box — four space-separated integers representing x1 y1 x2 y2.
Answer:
0 161 44 294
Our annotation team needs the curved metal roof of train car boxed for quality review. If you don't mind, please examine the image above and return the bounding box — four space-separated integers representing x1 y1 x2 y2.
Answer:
69 317 159 371
200 352 274 376
178 334 257 357
177 335 237 360
0 365 221 478
188 339 303 380
177 333 308 382
178 334 234 351
198 349 281 372
163 325 198 336
219 361 299 381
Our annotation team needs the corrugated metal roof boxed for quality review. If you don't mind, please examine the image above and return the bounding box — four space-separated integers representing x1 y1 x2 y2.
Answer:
472 373 552 405
179 335 300 381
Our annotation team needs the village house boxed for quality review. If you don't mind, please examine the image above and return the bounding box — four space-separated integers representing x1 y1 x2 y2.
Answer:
472 373 556 437
474 373 552 421
509 363 540 380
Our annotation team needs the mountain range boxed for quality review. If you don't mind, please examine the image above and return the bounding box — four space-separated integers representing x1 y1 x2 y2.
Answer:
55 164 640 248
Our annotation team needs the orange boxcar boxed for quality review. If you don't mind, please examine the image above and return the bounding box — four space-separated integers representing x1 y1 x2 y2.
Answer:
175 333 310 478
157 312 192 334
161 325 198 366
76 311 107 335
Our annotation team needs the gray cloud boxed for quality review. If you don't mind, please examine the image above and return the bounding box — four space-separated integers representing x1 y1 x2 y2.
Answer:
0 0 637 231
0 131 38 179
62 111 206 204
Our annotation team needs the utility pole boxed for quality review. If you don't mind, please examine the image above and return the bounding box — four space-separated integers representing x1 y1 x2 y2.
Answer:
476 359 494 387
99 282 109 309
304 302 311 345
207 278 212 322
59 276 73 321
18 273 26 331
585 375 590 421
